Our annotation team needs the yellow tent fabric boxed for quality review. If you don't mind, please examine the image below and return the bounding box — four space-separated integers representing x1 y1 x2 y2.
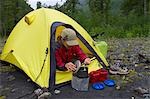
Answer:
0 8 109 88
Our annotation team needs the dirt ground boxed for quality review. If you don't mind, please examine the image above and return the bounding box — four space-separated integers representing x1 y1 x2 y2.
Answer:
0 38 150 99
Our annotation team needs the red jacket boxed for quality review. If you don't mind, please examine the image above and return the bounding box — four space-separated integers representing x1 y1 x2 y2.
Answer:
55 45 87 68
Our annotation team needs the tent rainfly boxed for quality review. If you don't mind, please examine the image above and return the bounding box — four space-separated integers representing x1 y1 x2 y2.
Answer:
0 8 109 89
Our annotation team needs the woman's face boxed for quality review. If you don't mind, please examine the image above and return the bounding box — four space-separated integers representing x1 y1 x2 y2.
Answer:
61 39 69 48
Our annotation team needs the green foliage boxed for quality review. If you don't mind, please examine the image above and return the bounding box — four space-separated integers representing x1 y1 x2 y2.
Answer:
68 10 93 32
64 0 150 38
89 0 110 24
1 0 149 38
71 10 150 38
58 0 78 16
121 0 150 16
89 0 110 14
36 1 42 9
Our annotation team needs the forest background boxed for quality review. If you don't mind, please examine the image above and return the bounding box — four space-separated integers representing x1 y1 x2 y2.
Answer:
0 0 149 38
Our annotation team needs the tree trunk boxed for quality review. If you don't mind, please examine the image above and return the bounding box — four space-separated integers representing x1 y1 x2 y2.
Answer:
147 0 150 15
0 0 2 36
100 0 104 14
144 0 148 16
0 19 2 35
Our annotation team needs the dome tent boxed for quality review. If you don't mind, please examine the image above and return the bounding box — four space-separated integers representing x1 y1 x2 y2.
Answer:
0 8 109 89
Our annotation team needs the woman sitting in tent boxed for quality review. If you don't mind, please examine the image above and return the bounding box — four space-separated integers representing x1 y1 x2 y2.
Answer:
55 28 91 71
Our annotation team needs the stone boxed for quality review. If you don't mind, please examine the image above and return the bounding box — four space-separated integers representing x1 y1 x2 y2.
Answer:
34 88 43 96
38 92 51 99
144 66 149 70
54 89 61 94
7 75 15 81
135 64 138 67
116 85 121 90
11 88 18 93
131 96 135 99
134 87 149 95
27 79 31 82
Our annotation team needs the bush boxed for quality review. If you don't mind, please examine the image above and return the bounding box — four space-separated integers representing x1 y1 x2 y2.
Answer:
71 9 150 38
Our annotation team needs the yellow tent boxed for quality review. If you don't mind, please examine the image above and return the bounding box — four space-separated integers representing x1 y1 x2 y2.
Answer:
0 8 109 89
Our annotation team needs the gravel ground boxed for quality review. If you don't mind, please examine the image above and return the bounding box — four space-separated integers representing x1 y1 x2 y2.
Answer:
0 38 150 99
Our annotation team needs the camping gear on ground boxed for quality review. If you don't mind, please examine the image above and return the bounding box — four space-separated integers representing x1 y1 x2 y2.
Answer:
54 89 61 94
73 66 88 78
109 60 129 75
34 88 51 99
92 82 105 90
93 41 108 58
0 8 109 89
34 89 44 96
134 87 149 95
71 64 89 91
143 94 150 99
109 66 129 75
73 61 88 78
71 76 89 91
103 79 115 87
38 92 51 99
89 69 108 83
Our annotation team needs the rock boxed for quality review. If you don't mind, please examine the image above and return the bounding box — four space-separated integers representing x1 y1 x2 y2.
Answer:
144 66 149 70
134 87 149 95
138 73 144 77
7 75 15 81
27 79 31 82
11 88 18 93
34 88 43 96
38 92 51 99
131 96 135 99
116 85 121 90
135 64 138 67
54 89 61 94
118 54 125 59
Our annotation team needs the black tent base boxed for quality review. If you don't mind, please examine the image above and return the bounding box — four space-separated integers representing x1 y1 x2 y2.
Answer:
49 81 71 92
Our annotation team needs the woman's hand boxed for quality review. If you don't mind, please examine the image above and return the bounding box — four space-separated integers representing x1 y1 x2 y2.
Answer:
84 58 91 65
65 62 76 71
